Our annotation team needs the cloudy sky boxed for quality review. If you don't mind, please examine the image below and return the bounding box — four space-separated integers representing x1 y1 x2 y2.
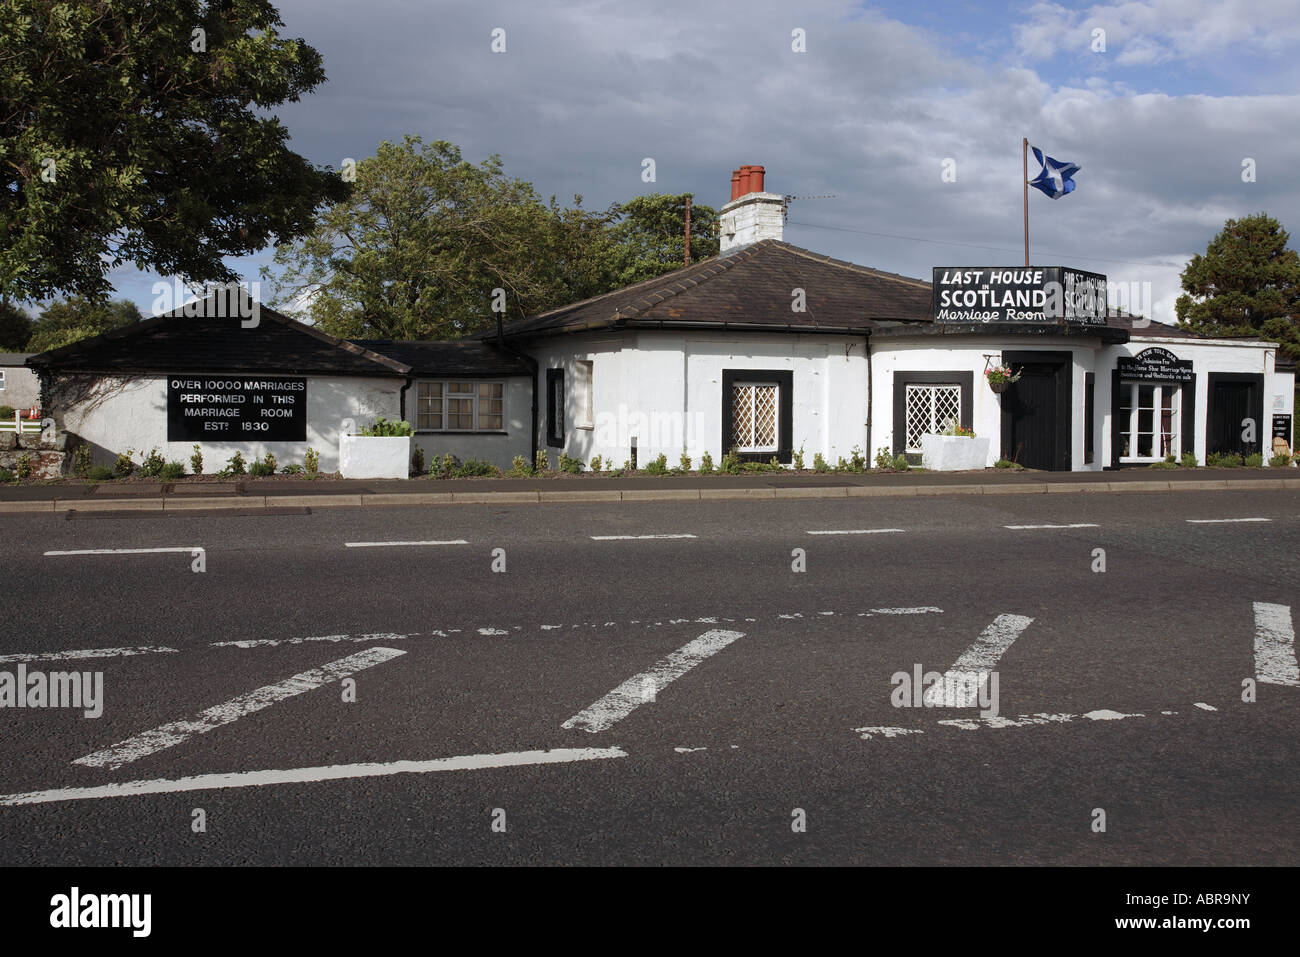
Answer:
108 0 1300 325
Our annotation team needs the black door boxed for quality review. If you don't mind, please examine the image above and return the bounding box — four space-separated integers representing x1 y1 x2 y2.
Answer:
1000 352 1072 471
1208 376 1262 457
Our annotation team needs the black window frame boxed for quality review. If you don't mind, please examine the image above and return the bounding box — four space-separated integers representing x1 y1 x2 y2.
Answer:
892 371 974 457
721 369 793 464
546 367 565 448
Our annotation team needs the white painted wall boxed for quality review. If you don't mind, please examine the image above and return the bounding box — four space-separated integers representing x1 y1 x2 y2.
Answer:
0 364 39 409
410 376 532 471
57 374 402 473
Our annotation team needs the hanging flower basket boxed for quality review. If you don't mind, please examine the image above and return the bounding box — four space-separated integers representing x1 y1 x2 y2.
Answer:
985 364 1021 394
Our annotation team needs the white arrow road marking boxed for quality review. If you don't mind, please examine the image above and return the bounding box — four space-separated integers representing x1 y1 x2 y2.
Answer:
72 647 407 771
344 540 468 548
1187 518 1270 524
2 748 626 807
0 646 178 664
589 534 697 540
806 528 905 535
562 629 744 733
1253 602 1298 687
1003 524 1098 530
44 547 201 556
923 613 1034 708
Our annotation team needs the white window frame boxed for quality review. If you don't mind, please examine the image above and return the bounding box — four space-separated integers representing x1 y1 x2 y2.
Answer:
732 381 779 453
415 379 506 433
0 370 6 391
576 359 594 430
1118 381 1181 462
904 383 962 453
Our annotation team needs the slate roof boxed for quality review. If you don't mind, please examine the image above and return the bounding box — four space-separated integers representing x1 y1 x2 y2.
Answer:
350 339 531 377
482 239 934 339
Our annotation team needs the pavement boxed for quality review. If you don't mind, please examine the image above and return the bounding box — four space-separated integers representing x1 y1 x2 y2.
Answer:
0 465 1294 512
0 487 1295 866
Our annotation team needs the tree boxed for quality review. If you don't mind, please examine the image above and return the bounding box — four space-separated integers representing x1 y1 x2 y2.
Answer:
1175 213 1300 360
0 1 349 301
608 193 719 287
26 297 142 352
0 301 33 350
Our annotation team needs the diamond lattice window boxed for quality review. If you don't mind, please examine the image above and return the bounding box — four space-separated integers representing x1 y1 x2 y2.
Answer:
732 383 778 452
905 384 961 452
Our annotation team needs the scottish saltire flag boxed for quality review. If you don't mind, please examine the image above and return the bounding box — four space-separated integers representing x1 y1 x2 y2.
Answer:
1028 146 1080 199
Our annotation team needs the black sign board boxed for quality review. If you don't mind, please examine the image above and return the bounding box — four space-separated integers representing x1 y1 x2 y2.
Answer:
1116 347 1194 383
167 376 307 442
932 266 1109 326
1273 414 1292 444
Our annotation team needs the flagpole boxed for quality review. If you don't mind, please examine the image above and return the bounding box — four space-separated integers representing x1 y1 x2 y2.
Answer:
1022 137 1029 267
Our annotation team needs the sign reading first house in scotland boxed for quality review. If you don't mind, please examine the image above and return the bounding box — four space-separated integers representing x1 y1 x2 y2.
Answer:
167 377 307 442
933 267 1109 326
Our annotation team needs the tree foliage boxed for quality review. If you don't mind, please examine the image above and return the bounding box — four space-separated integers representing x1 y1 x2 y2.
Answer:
0 0 349 301
26 296 142 352
1175 213 1300 360
264 136 718 339
0 301 33 351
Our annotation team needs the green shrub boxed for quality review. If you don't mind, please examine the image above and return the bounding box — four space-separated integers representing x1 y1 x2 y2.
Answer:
136 447 166 478
72 443 92 477
114 448 136 476
226 450 247 475
678 452 692 473
699 451 715 475
873 447 892 470
1180 452 1197 468
1148 460 1178 469
994 458 1020 469
558 452 583 474
281 463 304 475
1269 451 1293 467
1165 453 1177 464
87 465 114 481
507 454 531 477
644 453 669 475
0 467 13 483
833 456 848 472
432 452 457 478
1245 452 1264 468
304 447 319 475
0 405 13 419
621 459 632 473
361 417 413 437
814 452 830 473
891 453 910 471
161 461 186 480
793 446 805 470
15 453 33 479
411 447 425 476
589 455 603 473
719 451 743 474
190 444 204 476
455 458 499 477
248 460 274 477
849 446 866 472
262 451 277 473
534 450 549 474
1208 452 1243 468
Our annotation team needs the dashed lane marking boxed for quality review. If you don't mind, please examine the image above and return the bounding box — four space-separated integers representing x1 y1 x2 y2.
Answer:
1 748 626 806
1186 518 1271 524
1002 524 1099 530
71 647 407 771
562 629 744 733
44 547 201 556
852 702 1219 739
805 528 904 535
0 646 179 664
589 534 697 540
1253 603 1298 687
344 540 468 548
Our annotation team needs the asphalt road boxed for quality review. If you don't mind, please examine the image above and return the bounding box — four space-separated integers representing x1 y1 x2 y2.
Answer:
0 488 1295 865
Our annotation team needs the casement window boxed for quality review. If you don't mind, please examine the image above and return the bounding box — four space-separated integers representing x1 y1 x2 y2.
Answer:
576 360 594 428
731 382 779 452
0 370 6 391
1118 382 1180 461
416 380 505 432
546 368 564 447
904 383 962 452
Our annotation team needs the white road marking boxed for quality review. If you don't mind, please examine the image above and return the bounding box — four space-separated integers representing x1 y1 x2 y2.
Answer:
674 747 707 753
477 628 509 636
871 607 943 615
344 540 468 548
562 629 744 733
938 709 1144 730
0 646 178 664
211 633 413 649
589 534 697 540
1253 603 1298 687
44 547 200 556
806 528 904 535
1186 518 1270 524
1 748 626 807
1193 702 1218 711
72 647 406 771
853 726 925 740
923 614 1034 708
1003 524 1099 530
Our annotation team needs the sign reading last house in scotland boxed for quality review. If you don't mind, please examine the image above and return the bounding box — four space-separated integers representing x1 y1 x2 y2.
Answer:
933 267 1109 326
167 376 307 442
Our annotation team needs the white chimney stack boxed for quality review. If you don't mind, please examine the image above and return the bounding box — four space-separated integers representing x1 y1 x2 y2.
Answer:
718 164 784 253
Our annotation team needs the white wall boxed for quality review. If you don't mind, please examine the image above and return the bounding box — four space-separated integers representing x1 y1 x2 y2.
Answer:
57 374 402 473
0 365 39 409
410 376 532 471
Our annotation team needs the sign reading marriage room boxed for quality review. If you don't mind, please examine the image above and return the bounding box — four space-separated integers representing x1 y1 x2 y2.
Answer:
167 377 307 442
933 267 1109 326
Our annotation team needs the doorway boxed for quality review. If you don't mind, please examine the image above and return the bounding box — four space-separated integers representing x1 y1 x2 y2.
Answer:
1000 351 1073 471
1207 373 1264 458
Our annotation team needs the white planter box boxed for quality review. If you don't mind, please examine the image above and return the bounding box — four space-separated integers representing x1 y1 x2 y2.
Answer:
339 434 411 479
920 434 992 471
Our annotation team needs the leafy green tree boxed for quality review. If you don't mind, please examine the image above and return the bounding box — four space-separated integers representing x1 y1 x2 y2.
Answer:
0 0 349 301
0 301 33 351
608 193 719 286
26 297 142 352
1175 213 1300 360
